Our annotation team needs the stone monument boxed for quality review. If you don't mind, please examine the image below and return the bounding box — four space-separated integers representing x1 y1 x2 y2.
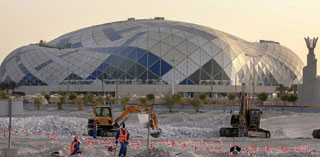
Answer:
297 37 320 105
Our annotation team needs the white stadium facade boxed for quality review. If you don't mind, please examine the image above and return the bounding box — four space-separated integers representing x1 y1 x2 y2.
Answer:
0 18 304 97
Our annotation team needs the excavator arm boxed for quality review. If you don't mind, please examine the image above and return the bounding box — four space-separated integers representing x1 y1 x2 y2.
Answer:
115 106 159 130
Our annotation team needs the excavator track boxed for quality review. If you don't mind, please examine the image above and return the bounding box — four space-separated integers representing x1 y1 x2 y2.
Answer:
219 127 270 138
219 127 239 137
248 128 271 138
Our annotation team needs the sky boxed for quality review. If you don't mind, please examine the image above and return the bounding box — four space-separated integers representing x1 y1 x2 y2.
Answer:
1 0 320 73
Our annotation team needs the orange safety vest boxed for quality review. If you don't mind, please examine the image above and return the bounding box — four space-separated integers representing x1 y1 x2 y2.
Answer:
118 128 128 142
70 141 76 155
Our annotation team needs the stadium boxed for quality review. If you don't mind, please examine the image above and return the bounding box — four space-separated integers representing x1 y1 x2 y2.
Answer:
0 18 304 97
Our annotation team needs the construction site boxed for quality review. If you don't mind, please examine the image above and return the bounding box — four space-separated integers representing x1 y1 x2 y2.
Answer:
3 1 320 157
0 86 320 156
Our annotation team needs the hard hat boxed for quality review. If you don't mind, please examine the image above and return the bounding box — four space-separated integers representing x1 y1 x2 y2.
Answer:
74 136 78 141
120 121 125 126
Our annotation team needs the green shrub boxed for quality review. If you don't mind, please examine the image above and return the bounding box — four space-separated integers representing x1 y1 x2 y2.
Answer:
57 96 66 110
161 93 175 112
288 94 298 105
0 91 9 99
146 93 155 104
33 97 42 110
44 94 51 103
257 92 268 105
191 95 203 112
120 96 131 110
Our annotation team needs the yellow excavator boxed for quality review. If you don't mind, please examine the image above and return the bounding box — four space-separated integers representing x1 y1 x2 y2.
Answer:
87 105 161 138
219 84 271 138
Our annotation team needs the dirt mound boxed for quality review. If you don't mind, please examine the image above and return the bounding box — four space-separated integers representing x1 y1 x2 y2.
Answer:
0 116 87 137
134 148 176 157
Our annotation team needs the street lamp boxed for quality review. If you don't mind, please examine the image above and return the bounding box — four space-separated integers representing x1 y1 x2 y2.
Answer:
67 52 70 96
244 54 262 105
101 78 105 97
169 58 177 95
67 49 79 96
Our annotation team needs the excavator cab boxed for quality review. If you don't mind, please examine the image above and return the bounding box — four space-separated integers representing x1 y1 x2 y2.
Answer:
88 107 116 137
248 109 261 128
94 107 112 117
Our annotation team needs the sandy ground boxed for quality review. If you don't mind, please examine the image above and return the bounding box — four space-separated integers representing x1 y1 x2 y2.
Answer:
0 107 320 156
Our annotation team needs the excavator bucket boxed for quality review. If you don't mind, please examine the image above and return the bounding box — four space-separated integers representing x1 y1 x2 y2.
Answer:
150 128 162 138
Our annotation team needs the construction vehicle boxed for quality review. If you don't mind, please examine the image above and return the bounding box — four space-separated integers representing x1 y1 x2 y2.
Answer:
219 84 271 138
87 106 161 138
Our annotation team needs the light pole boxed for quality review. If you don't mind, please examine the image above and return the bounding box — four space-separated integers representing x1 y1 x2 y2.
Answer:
169 58 177 95
116 80 118 104
67 53 70 96
211 79 213 104
245 54 262 105
101 78 105 98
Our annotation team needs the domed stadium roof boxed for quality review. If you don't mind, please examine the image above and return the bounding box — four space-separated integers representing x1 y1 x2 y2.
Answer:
0 18 304 86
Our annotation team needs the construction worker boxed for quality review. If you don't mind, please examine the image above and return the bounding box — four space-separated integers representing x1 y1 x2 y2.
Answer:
93 120 97 139
115 121 130 157
70 136 81 156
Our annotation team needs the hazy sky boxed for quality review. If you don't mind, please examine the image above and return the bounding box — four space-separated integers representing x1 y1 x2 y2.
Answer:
1 0 320 73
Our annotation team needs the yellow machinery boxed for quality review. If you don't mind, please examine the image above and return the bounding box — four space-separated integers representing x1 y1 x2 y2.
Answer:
219 84 271 138
88 106 161 138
